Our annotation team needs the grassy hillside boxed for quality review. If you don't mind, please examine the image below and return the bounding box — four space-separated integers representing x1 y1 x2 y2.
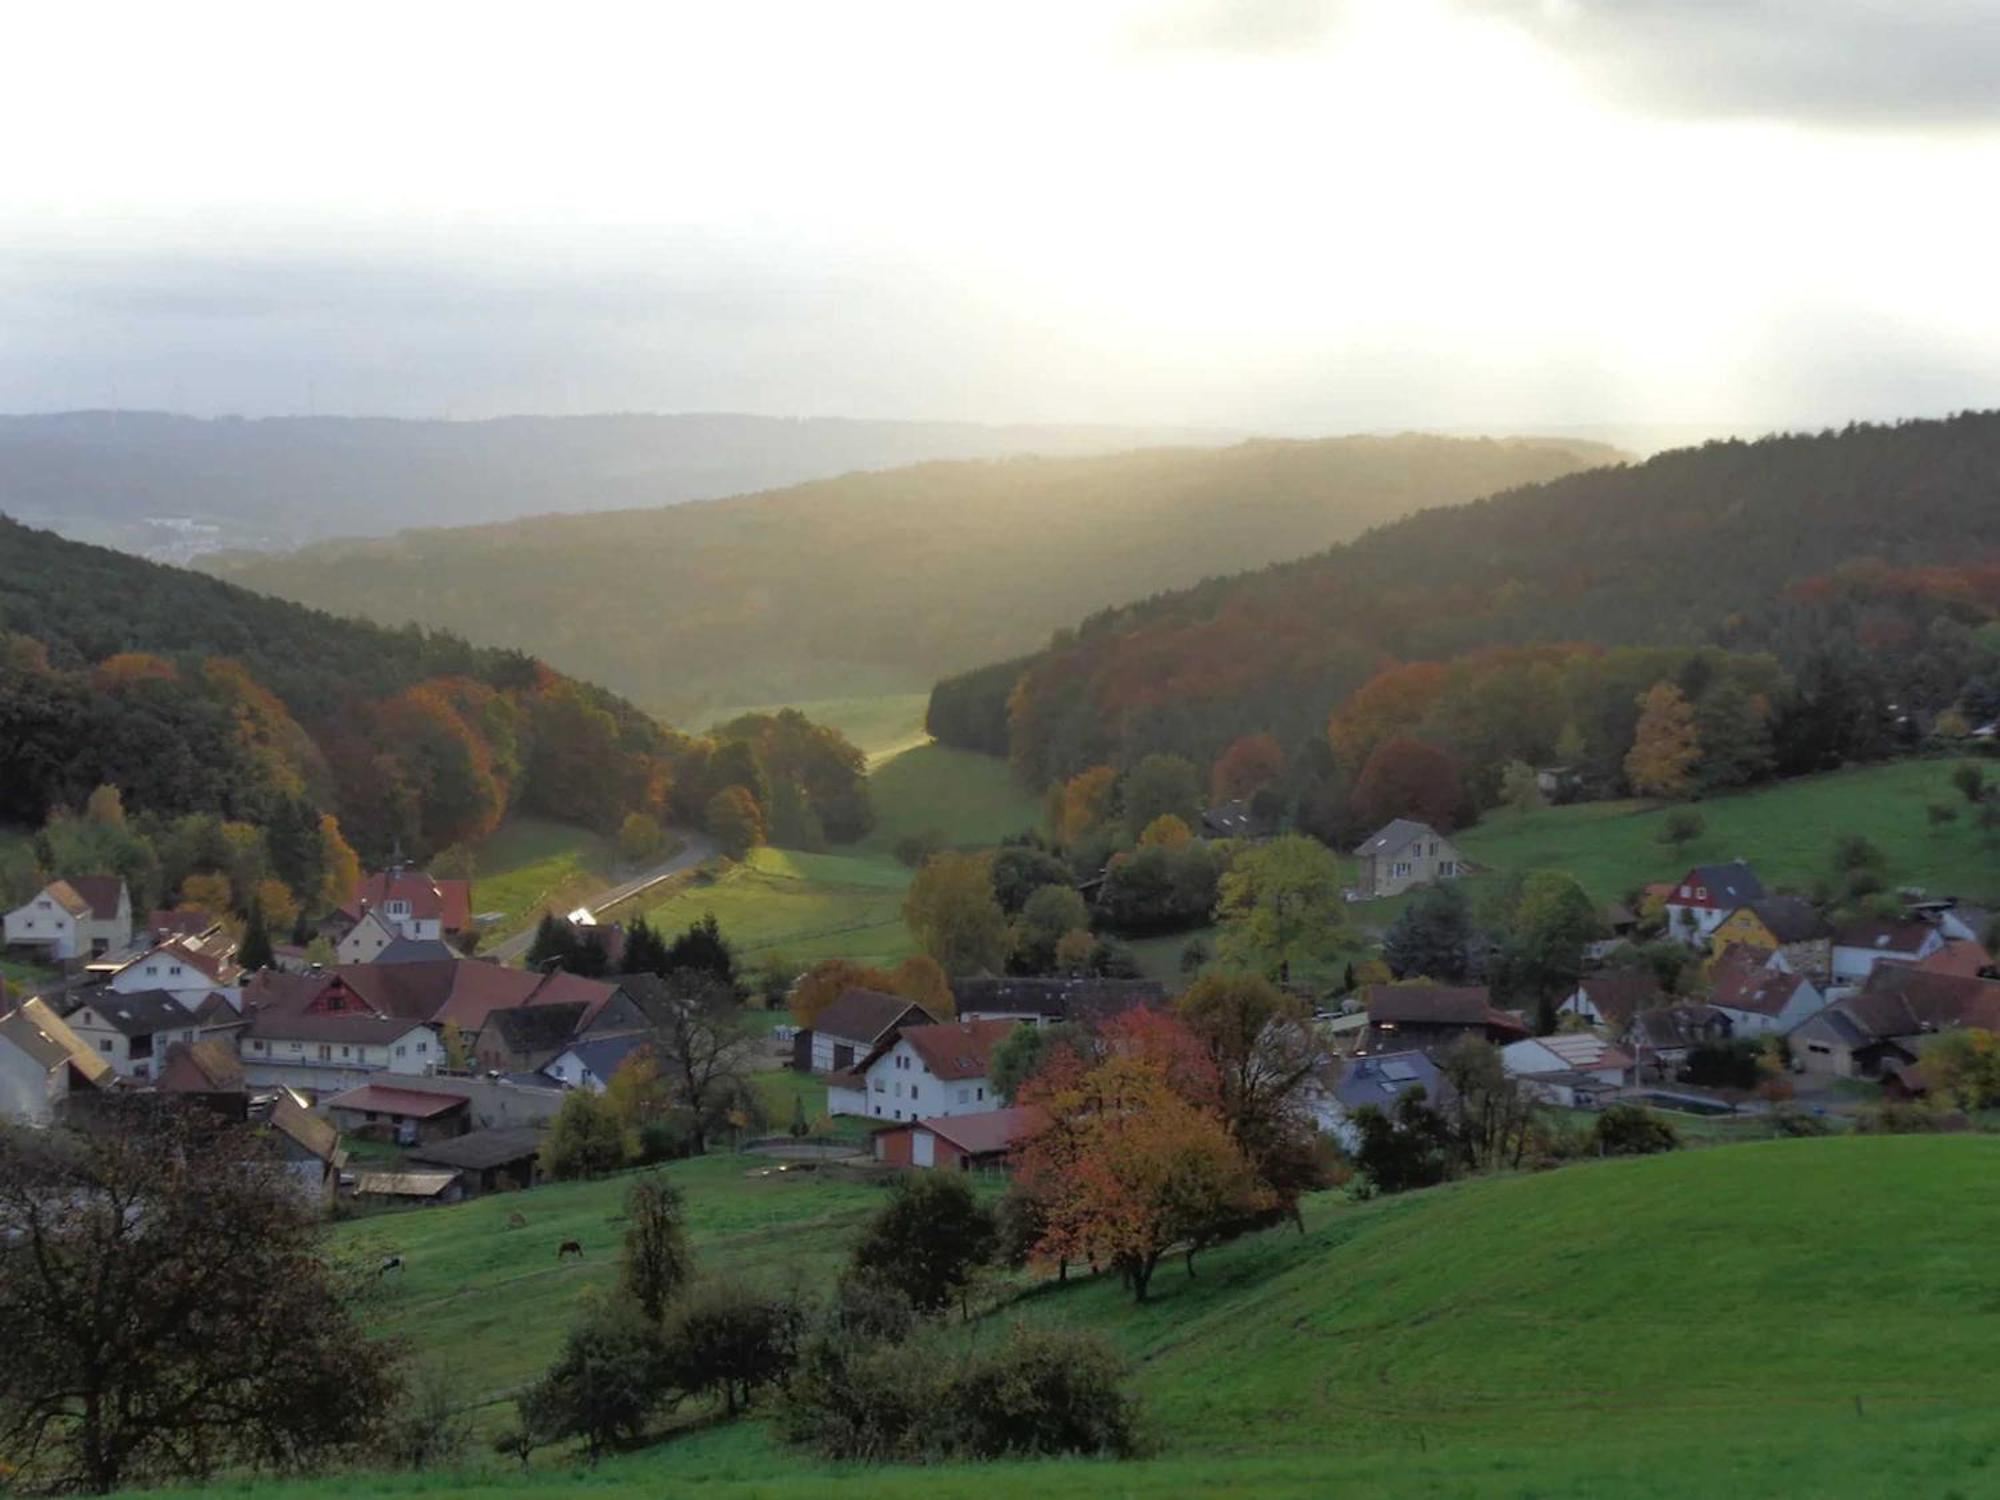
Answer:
466 818 619 933
639 846 917 968
1452 757 2000 907
862 745 1043 853
202 435 1618 716
225 1135 2000 1499
706 693 931 765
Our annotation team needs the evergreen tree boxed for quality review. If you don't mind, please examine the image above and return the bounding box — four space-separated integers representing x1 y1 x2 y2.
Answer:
664 912 736 986
237 900 276 972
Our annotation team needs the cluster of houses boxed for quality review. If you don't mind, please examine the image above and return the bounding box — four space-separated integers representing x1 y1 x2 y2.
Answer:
0 865 700 1209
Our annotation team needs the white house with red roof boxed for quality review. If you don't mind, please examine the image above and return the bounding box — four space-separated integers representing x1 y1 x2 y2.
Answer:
1707 948 1827 1035
873 1105 1046 1170
1662 861 1767 948
4 877 133 961
836 1017 1019 1121
107 934 241 1010
339 867 472 945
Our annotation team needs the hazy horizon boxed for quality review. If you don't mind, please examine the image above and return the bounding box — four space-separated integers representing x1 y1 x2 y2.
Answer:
7 1 1998 433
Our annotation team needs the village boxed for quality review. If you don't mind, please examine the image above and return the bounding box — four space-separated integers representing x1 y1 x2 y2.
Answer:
3 796 1994 1219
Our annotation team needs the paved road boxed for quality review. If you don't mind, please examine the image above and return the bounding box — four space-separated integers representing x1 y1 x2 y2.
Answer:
485 831 718 964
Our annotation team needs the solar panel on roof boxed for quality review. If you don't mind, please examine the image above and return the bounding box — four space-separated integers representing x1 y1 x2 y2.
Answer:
1380 1059 1418 1082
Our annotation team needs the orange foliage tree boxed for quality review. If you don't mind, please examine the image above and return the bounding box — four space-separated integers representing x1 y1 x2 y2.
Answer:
1209 733 1286 804
1051 765 1119 845
1624 681 1701 798
1349 736 1465 832
1327 662 1450 772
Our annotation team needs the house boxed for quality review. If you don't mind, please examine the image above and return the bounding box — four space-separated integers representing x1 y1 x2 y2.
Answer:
107 935 241 1009
1360 984 1529 1055
1662 862 1767 948
65 989 240 1082
841 1017 1019 1121
1707 896 1831 981
872 1105 1046 1170
1706 951 1827 1036
1351 820 1470 900
543 1031 656 1092
952 976 1167 1028
1934 905 1994 946
338 867 473 944
473 1001 593 1075
406 1126 545 1194
1917 941 1997 980
334 908 404 966
323 1082 471 1145
0 998 114 1125
1304 1050 1452 1150
1557 969 1664 1034
3 877 132 961
1789 964 2000 1080
1502 1032 1634 1085
144 908 221 945
1626 1004 1733 1078
1830 917 1944 989
239 1009 439 1093
800 988 935 1075
267 1090 346 1209
346 1070 567 1131
156 1037 248 1109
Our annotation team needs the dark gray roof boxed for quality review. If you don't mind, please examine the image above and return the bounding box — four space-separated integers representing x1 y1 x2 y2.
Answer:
1353 818 1442 858
484 1000 590 1055
1745 896 1828 943
814 988 933 1045
1632 1004 1733 1050
952 977 1167 1025
374 937 459 965
1326 1049 1452 1114
407 1126 545 1171
549 1031 653 1082
74 989 197 1037
1680 863 1766 907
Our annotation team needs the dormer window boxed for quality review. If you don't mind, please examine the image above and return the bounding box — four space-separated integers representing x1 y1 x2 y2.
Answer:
387 900 410 917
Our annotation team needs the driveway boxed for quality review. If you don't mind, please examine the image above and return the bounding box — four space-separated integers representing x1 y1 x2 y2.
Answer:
485 831 718 964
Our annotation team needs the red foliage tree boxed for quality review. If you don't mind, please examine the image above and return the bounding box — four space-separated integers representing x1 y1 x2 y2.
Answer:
1349 735 1465 832
1209 733 1287 804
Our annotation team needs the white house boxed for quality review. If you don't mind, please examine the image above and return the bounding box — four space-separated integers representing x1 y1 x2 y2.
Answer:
542 1031 654 1091
839 1018 1017 1122
65 989 239 1082
108 936 241 1010
3 877 132 961
0 999 115 1125
1303 1051 1450 1151
337 868 471 944
1662 862 1767 949
1502 1032 1634 1084
805 988 934 1075
1707 953 1827 1036
335 908 402 966
239 1009 438 1095
1830 917 1945 990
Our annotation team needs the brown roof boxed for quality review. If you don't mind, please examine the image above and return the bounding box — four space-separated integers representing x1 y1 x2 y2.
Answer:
914 1105 1047 1156
1570 969 1664 1031
1843 963 2000 1040
1708 959 1810 1018
323 1083 471 1119
1365 984 1527 1036
406 1126 545 1171
157 1038 246 1093
1919 942 1996 979
1834 917 1937 953
147 908 219 941
871 1018 1020 1082
41 880 92 917
345 870 472 932
65 875 125 922
246 1007 433 1045
0 999 115 1087
815 988 934 1046
269 1091 342 1163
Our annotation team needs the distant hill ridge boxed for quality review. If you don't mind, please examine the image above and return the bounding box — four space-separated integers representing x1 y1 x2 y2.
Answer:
203 433 1620 715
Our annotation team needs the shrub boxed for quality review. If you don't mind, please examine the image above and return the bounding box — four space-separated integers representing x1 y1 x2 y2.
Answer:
893 828 949 868
851 1172 997 1313
1855 1102 1968 1135
1591 1104 1679 1156
621 1175 692 1323
519 1297 673 1463
1767 1104 1832 1137
659 1281 803 1417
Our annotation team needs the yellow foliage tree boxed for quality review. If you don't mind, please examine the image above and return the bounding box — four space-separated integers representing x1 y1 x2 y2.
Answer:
318 814 362 912
1054 765 1119 845
254 878 301 935
1624 681 1701 799
888 954 955 1019
1138 813 1193 849
179 872 233 919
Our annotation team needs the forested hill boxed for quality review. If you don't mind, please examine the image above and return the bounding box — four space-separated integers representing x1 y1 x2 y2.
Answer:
0 410 1226 557
202 434 1618 715
931 412 2000 786
0 515 680 861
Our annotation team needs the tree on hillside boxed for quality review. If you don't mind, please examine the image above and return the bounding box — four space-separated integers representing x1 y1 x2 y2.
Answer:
659 1281 803 1417
621 1174 693 1323
1498 759 1544 815
851 1172 998 1315
1658 807 1705 854
1119 754 1201 836
0 1106 396 1494
1328 662 1452 772
1381 881 1475 982
541 1090 629 1179
903 852 1008 976
1625 681 1701 798
664 912 737 988
790 958 897 1029
1349 737 1465 833
1011 883 1092 974
704 785 766 860
989 844 1074 915
1214 834 1345 983
618 811 666 863
650 973 762 1155
518 1296 672 1466
1490 871 1601 1033
620 915 672 976
1053 766 1119 846
1210 733 1287 804
989 1020 1093 1104
887 954 956 1019
1952 762 1988 805
1137 813 1193 848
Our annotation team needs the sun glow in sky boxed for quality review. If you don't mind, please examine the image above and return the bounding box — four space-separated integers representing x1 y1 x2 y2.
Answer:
5 0 1999 429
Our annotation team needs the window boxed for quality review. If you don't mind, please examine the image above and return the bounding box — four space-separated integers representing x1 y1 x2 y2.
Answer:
98 1039 112 1053
317 1044 332 1061
957 1088 970 1104
416 1040 429 1054
253 1040 266 1054
976 1087 985 1101
872 1078 885 1093
396 1044 407 1058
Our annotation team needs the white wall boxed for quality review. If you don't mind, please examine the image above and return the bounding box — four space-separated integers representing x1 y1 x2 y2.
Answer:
0 1043 60 1126
860 1036 993 1122
4 892 78 959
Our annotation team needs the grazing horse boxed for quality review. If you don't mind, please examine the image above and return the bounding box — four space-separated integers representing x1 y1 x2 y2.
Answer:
377 1255 404 1276
557 1240 583 1260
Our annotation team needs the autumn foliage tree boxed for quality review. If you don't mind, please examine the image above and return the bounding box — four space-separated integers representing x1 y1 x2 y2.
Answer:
1349 736 1465 833
1209 733 1286 804
1052 765 1119 846
902 852 1008 976
1328 662 1451 771
1625 681 1701 799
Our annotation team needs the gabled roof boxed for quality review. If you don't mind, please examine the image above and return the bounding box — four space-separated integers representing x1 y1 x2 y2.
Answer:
1742 895 1828 943
1833 917 1937 953
322 1083 470 1119
1845 963 2000 1040
814 988 933 1046
39 880 92 917
1631 1003 1732 1050
1569 968 1664 1032
1709 954 1812 1017
157 1038 246 1093
863 1018 1019 1082
73 989 198 1037
549 1031 654 1083
1323 1049 1451 1113
119 935 238 986
353 1169 461 1198
1365 984 1526 1036
407 1126 545 1171
345 869 472 932
952 976 1167 1025
65 876 126 922
1919 942 1997 979
373 937 460 965
0 999 114 1086
270 1091 342 1163
1672 863 1766 907
484 1001 590 1056
1353 818 1444 858
1528 1032 1634 1072
910 1105 1047 1156
146 909 220 942
246 1007 433 1045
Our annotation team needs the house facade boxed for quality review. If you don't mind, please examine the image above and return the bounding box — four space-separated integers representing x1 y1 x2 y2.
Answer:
65 990 238 1082
2 878 132 961
1361 984 1529 1055
334 908 403 965
323 1083 471 1145
1304 1050 1451 1151
1706 954 1827 1036
1662 862 1767 948
0 999 113 1125
108 936 241 1009
804 988 935 1075
872 1106 1045 1170
1351 820 1469 900
1830 918 1945 989
543 1031 654 1092
239 1010 438 1094
1707 896 1831 982
839 1018 1017 1121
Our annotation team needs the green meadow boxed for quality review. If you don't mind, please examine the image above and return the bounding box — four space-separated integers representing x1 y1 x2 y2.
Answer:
191 1135 2000 1499
467 817 617 933
639 846 917 968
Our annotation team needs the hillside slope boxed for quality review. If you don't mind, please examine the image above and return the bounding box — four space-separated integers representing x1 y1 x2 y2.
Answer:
940 411 2000 781
202 434 1618 716
0 410 1227 557
216 1136 2000 1499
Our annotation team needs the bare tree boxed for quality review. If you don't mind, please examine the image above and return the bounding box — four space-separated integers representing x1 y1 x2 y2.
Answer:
0 1102 398 1494
652 973 763 1153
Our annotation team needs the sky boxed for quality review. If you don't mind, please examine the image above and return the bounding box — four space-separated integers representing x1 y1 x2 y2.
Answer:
4 0 1999 433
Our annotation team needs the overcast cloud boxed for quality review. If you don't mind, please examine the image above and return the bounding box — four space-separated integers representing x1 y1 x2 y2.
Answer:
2 1 1997 430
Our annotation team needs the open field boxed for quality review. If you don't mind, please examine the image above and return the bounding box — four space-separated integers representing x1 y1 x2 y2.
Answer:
705 692 933 765
1451 757 1999 907
467 818 618 935
202 1134 2000 1499
639 847 916 969
863 744 1044 853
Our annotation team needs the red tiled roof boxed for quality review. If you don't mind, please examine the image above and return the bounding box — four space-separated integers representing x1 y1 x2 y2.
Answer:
1834 917 1936 953
1710 953 1810 1017
322 1083 470 1119
891 1019 1020 1081
344 871 472 932
919 1105 1048 1156
1919 942 1995 979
